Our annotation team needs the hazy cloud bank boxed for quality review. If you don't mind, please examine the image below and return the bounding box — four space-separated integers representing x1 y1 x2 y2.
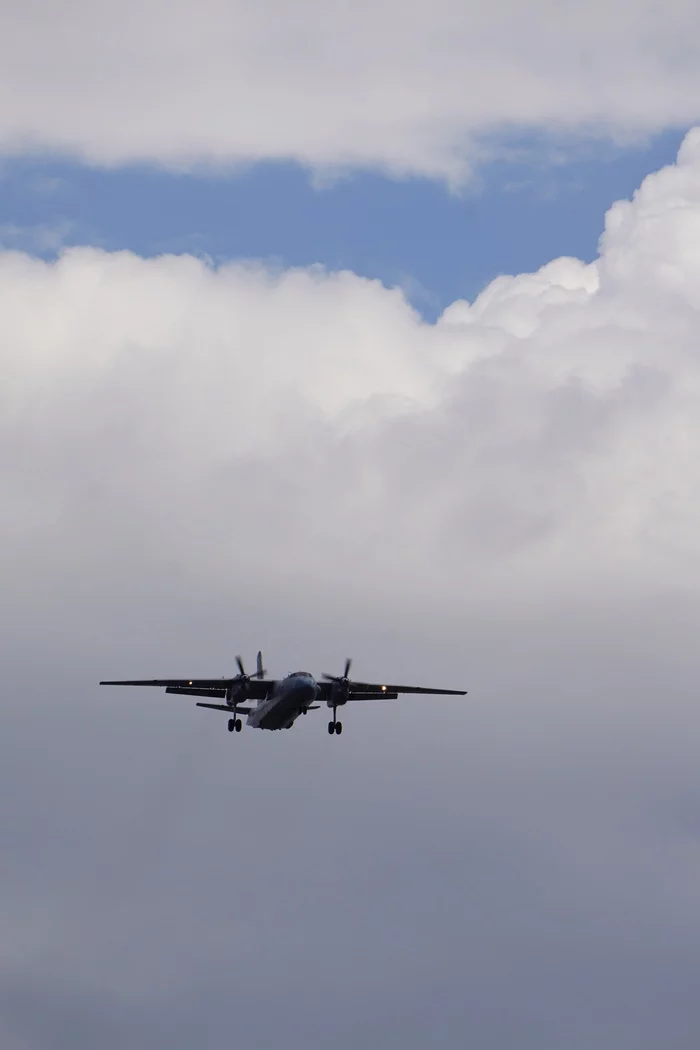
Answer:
2 132 700 1050
2 0 700 181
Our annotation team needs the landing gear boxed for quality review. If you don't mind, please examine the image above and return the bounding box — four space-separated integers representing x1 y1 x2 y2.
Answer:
335 721 342 735
328 713 343 735
328 720 335 735
228 718 242 733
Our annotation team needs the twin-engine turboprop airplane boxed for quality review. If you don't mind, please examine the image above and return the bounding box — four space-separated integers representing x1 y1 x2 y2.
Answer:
100 654 467 736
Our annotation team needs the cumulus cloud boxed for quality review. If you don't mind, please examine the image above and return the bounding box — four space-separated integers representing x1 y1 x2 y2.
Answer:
4 131 700 618
2 0 700 181
3 132 700 1048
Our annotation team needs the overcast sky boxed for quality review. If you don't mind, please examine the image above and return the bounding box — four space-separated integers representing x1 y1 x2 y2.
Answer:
3 3 700 1048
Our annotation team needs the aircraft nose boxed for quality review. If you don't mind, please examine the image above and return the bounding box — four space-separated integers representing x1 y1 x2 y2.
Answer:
297 678 318 703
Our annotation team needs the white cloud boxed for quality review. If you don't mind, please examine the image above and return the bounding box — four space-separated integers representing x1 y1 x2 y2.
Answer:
2 0 700 181
2 131 700 629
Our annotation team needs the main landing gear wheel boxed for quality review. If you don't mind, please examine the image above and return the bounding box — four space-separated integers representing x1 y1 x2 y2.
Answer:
228 718 243 733
328 721 335 735
328 720 343 735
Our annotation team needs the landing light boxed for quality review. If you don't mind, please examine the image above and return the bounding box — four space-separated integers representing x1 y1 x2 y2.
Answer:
188 680 193 685
381 685 387 692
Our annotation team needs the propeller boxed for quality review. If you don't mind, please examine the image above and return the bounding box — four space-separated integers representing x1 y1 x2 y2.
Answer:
322 659 353 706
227 651 265 706
235 651 266 680
322 658 352 684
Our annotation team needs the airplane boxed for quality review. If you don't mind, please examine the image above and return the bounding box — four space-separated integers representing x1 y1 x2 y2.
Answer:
100 653 467 736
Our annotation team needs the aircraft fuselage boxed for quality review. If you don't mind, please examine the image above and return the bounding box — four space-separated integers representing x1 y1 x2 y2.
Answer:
245 672 320 730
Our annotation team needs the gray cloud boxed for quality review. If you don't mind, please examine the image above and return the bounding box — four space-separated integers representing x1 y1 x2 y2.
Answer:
2 135 700 1047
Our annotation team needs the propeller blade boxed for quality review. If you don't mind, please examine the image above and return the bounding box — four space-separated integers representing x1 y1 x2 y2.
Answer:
256 651 264 678
236 656 246 677
323 659 353 683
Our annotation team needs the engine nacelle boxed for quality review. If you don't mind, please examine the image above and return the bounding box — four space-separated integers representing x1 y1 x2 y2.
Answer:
226 682 247 707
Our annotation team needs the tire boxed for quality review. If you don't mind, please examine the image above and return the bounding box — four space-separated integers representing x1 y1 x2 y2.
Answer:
328 721 335 735
335 722 343 735
228 719 235 733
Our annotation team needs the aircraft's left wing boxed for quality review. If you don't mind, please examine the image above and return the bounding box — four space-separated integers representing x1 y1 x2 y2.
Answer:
317 681 466 701
349 682 466 696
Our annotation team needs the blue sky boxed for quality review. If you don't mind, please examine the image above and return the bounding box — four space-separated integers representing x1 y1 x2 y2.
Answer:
0 129 688 321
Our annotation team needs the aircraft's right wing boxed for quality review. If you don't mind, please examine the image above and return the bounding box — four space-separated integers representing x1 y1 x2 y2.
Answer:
99 678 275 700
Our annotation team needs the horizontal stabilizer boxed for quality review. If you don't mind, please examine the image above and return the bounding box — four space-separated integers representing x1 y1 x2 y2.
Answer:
348 691 399 701
196 702 253 714
166 686 226 699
